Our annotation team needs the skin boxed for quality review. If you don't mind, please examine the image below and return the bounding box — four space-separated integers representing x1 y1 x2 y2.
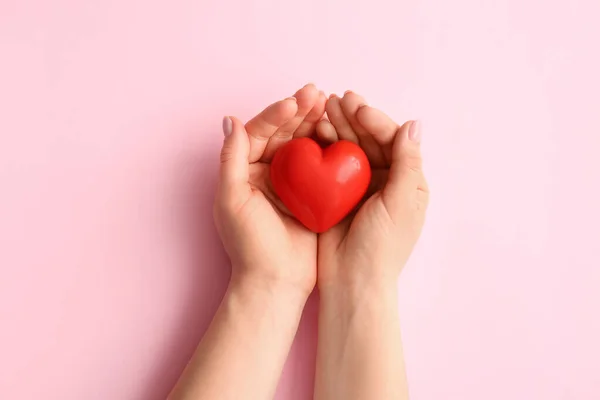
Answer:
314 91 429 400
168 84 326 400
168 87 429 400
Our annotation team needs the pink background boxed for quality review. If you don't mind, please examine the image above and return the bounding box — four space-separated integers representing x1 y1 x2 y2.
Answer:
1 0 600 399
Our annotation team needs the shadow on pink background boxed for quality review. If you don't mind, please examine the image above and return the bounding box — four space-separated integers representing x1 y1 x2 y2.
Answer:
1 0 599 399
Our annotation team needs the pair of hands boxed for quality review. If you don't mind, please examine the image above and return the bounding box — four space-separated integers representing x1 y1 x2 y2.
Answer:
213 84 429 304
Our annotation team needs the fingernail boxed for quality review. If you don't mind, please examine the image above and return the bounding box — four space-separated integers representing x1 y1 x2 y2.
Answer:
344 90 352 95
222 116 233 137
285 96 297 102
329 93 337 99
409 120 421 143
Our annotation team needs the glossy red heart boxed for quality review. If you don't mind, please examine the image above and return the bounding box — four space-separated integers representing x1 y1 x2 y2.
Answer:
270 138 371 233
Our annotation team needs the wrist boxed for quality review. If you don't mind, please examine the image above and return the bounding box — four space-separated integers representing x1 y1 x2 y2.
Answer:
228 270 310 314
319 278 399 313
319 269 398 298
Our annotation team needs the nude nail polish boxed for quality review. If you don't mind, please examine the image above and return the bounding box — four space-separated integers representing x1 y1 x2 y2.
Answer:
409 120 421 143
222 116 233 137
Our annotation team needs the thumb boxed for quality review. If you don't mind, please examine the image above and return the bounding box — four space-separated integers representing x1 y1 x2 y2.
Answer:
218 116 251 209
382 120 428 220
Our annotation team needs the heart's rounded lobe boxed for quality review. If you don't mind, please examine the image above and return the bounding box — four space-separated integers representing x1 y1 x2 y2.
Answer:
270 138 371 233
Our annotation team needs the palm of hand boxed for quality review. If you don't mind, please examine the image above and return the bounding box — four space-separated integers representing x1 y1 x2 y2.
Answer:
238 161 316 291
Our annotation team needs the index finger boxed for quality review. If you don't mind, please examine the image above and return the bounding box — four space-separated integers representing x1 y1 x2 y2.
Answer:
355 105 399 165
245 98 298 163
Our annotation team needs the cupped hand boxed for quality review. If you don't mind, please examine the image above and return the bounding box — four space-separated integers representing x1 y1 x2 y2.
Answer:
213 84 327 299
316 91 429 289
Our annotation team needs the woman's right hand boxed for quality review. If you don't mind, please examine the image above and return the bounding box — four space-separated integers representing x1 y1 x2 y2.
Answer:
171 85 327 400
214 84 327 301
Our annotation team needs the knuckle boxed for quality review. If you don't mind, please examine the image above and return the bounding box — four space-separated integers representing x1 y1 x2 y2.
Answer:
416 188 430 212
272 129 294 139
419 175 430 194
403 152 422 171
247 129 271 142
220 145 234 164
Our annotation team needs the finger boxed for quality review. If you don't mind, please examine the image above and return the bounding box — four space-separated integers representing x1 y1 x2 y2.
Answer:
382 120 429 221
340 91 386 167
316 119 339 144
294 90 327 138
355 105 398 165
326 94 359 143
245 98 298 163
261 84 319 162
218 116 252 210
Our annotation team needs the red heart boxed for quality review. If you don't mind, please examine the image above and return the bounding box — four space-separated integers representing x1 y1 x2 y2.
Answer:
270 138 371 233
